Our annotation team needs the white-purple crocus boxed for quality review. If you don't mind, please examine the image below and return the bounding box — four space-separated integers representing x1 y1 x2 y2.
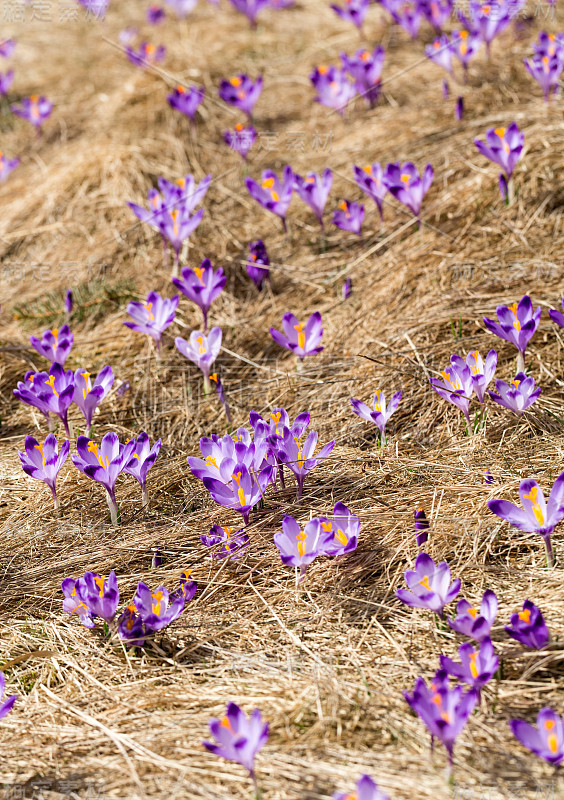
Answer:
245 166 294 233
474 123 524 204
384 161 434 225
353 163 387 221
396 552 460 618
293 169 333 231
448 589 498 642
320 501 360 556
18 434 70 509
123 432 162 505
482 295 540 371
270 312 323 362
488 373 541 416
274 515 324 581
124 291 179 355
72 432 135 526
175 327 222 394
350 388 402 444
73 366 114 437
30 325 73 366
172 259 226 332
450 349 497 405
430 358 473 424
488 472 564 567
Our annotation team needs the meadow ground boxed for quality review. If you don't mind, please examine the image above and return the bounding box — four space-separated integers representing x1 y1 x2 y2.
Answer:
1 1 564 798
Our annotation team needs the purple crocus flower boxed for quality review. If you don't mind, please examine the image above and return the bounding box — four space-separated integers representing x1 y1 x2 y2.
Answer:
224 123 257 160
449 30 481 72
396 552 460 618
274 516 324 580
474 124 524 202
342 277 352 300
456 96 464 121
175 326 222 394
430 359 473 423
117 605 146 648
0 70 13 95
450 349 497 405
167 85 204 120
250 407 309 487
29 325 73 366
269 311 323 361
188 429 268 487
443 79 450 99
73 571 120 623
202 524 250 558
124 292 179 354
73 366 114 437
0 39 16 58
18 434 70 509
62 577 95 628
534 31 564 59
350 389 402 444
219 74 262 118
384 0 423 39
524 52 563 102
488 472 564 567
310 65 356 114
334 775 390 800
484 469 494 485
172 259 226 332
341 47 384 107
31 364 75 436
458 0 514 57
0 673 16 721
134 577 195 632
246 239 270 290
245 166 293 232
440 639 499 696
203 462 272 525
505 600 549 649
157 201 204 277
123 432 162 505
293 169 333 230
425 35 453 73
330 0 370 31
320 502 360 556
404 673 477 765
72 433 135 526
419 0 453 30
353 163 387 220
126 42 166 68
511 708 564 766
384 162 434 223
483 295 540 368
227 0 271 26
203 703 268 788
448 590 498 642
277 429 335 499
11 95 53 130
549 297 564 328
488 373 541 416
147 4 166 22
332 200 364 235
414 507 430 547
0 151 18 181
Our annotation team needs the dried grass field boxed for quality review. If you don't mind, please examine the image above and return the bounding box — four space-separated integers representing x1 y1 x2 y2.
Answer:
1 0 564 797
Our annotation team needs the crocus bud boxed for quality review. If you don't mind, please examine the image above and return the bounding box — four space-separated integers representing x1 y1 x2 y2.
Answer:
414 507 430 546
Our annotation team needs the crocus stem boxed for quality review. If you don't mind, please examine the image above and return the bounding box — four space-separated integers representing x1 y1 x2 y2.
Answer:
516 351 525 374
544 535 554 569
62 414 71 438
296 477 304 501
172 249 180 279
507 176 515 207
251 773 260 798
278 461 285 489
106 489 119 527
47 415 54 432
51 486 59 511
203 374 211 395
85 423 91 438
142 485 149 506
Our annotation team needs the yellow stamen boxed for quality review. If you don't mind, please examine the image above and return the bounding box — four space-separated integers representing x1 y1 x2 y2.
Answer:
469 651 479 679
176 178 186 188
51 328 59 341
334 528 348 546
34 442 46 469
320 521 332 531
206 456 218 469
518 608 531 623
363 165 372 174
318 65 328 74
229 76 242 87
152 589 164 615
196 336 206 355
468 606 478 619
221 716 233 730
373 389 381 412
419 575 432 591
193 266 206 285
548 734 559 754
523 485 545 526
270 411 281 435
81 371 91 399
296 530 307 557
144 302 155 321
176 85 186 94
170 209 179 237
94 575 106 598
46 375 59 397
231 471 246 507
235 123 244 132
294 323 306 351
400 173 410 185
87 441 109 470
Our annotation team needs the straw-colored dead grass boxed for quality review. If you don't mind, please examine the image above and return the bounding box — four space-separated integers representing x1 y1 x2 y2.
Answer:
1 1 564 797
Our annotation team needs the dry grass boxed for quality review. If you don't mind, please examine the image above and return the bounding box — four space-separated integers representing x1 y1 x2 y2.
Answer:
1 1 564 798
